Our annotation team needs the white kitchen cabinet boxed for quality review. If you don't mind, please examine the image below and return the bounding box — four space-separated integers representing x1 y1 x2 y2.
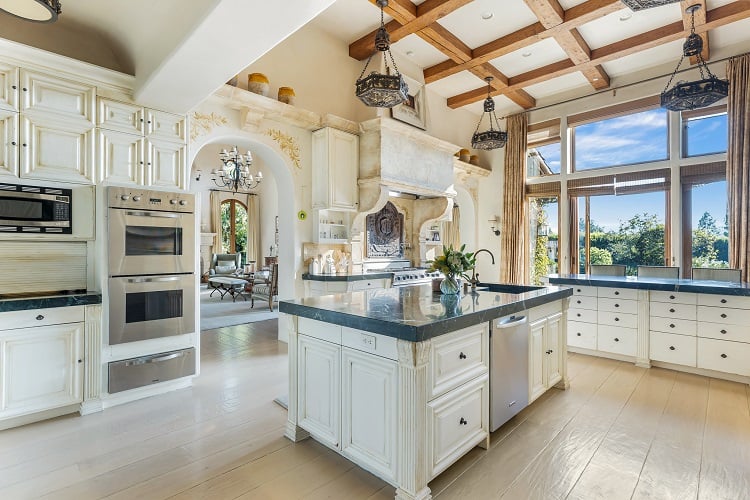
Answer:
98 128 144 185
0 62 19 112
97 98 185 143
147 138 185 189
297 334 340 449
305 277 391 297
313 209 351 243
0 108 18 177
529 311 563 403
312 127 359 211
0 322 83 421
20 114 94 183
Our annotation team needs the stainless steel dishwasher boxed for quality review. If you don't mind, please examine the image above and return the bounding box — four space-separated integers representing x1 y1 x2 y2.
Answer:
490 312 530 432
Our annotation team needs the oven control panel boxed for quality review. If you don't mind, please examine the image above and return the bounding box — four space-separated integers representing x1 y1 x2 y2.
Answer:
108 187 194 213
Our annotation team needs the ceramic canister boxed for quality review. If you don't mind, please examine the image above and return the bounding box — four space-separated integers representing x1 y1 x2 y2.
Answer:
278 86 296 105
247 73 270 97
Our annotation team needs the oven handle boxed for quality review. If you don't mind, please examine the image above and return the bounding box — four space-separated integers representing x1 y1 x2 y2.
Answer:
123 352 185 366
126 276 184 283
125 210 181 218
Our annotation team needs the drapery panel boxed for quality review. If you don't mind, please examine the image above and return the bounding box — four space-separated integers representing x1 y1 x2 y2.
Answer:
443 204 461 250
500 113 528 284
210 190 223 253
727 53 750 281
247 193 260 265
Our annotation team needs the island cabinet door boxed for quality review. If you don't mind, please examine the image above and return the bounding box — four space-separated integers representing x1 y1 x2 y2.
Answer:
298 335 340 449
529 319 546 403
545 312 563 388
340 347 398 483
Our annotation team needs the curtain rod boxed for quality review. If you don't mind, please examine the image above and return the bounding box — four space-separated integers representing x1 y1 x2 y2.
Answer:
526 53 739 115
209 188 258 196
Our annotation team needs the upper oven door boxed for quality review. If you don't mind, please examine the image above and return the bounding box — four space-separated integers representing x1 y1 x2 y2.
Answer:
108 208 195 276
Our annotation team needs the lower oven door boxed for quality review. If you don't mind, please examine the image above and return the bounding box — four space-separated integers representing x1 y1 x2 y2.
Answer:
108 274 195 345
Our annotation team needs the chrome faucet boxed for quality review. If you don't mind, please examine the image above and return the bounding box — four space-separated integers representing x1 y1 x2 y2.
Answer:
470 249 495 290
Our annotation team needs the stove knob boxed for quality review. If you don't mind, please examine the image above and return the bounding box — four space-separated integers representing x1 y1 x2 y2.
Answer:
179 200 187 206
170 199 178 205
120 194 130 201
132 195 141 202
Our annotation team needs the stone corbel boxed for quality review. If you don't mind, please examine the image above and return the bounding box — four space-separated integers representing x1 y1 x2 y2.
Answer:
239 106 265 132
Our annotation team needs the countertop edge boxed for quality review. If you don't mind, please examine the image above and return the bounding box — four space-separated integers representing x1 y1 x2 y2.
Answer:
302 272 394 282
548 275 750 296
0 293 103 312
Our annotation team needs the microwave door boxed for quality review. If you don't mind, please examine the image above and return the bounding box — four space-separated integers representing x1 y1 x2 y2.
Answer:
109 209 195 276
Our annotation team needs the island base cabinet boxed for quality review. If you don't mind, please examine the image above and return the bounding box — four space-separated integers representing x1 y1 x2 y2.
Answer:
298 335 340 449
529 312 563 404
697 338 750 377
0 323 83 421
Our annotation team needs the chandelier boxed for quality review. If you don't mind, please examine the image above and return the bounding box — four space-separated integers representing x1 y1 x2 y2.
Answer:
620 0 680 11
660 4 728 112
355 0 408 108
471 77 507 150
0 0 61 22
212 146 262 193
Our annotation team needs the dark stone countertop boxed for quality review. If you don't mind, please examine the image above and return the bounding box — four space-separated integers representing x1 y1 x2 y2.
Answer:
302 272 394 282
549 274 750 296
0 292 102 313
280 284 572 342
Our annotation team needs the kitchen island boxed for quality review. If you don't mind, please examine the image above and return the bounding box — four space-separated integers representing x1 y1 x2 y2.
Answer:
279 284 572 500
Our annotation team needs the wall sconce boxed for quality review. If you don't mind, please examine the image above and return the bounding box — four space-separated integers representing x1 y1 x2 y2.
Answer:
195 169 202 181
489 217 500 236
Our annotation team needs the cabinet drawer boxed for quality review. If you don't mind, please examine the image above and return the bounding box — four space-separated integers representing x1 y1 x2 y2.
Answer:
696 306 746 326
649 316 696 336
697 322 750 344
571 285 596 297
428 323 488 400
0 306 84 331
697 338 750 377
598 297 638 315
650 331 696 367
298 317 342 344
107 348 195 394
342 327 397 361
649 302 696 321
567 321 597 350
349 279 387 291
427 374 488 479
598 311 637 329
570 295 597 310
698 294 750 310
569 307 597 324
598 287 638 300
597 325 637 356
650 291 697 305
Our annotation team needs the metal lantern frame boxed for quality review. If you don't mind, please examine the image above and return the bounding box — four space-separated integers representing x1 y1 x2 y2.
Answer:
471 77 507 150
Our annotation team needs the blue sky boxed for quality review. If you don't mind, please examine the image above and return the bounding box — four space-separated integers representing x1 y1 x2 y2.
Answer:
535 109 728 232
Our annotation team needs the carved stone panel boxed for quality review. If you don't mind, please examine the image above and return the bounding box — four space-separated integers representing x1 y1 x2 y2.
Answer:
366 201 404 258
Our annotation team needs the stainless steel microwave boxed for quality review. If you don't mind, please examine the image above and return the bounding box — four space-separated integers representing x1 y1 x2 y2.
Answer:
0 182 72 233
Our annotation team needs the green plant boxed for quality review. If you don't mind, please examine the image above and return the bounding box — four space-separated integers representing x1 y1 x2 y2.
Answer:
427 244 476 280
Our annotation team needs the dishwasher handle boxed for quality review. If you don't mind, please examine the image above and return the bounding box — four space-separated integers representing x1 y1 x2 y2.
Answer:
495 315 527 329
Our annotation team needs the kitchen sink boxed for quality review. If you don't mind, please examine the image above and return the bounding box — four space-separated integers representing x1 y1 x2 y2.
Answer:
476 283 545 294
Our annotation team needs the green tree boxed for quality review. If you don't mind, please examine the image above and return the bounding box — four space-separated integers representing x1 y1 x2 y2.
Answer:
531 198 552 285
590 246 613 265
698 212 720 235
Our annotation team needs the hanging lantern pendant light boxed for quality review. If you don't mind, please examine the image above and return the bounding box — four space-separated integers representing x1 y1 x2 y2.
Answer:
660 4 729 112
355 0 409 108
471 77 507 150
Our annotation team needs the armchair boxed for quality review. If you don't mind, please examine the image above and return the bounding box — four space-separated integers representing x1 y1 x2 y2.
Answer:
248 263 278 311
209 253 242 277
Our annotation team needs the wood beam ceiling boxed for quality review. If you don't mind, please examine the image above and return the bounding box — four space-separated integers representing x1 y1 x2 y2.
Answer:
447 1 750 108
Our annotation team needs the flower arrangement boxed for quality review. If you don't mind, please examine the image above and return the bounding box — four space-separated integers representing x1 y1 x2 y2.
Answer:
427 244 476 281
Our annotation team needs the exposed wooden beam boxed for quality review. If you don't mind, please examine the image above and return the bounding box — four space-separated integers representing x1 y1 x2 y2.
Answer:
447 2 750 108
468 65 537 109
681 0 709 64
425 0 622 83
349 0 473 60
523 0 565 28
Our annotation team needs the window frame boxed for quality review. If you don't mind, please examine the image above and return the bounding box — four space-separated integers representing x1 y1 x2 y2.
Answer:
680 105 728 159
220 198 248 256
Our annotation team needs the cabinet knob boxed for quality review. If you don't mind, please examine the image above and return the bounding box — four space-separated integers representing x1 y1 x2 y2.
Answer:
10 141 15 146
22 87 27 91
721 299 727 304
669 346 676 351
721 353 728 359
721 313 727 318
11 85 16 89
77 359 83 363
576 288 581 292
614 317 620 322
614 337 620 342
459 352 467 360
576 313 581 317
615 303 620 308
669 308 675 313
36 314 44 320
669 324 675 328
576 332 582 337
547 349 553 354
576 300 581 304
669 295 675 299
459 417 467 425
614 291 620 295
22 143 27 147
720 329 727 334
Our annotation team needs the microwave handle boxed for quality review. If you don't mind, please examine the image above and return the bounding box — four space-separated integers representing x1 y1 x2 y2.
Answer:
126 276 184 283
125 210 181 218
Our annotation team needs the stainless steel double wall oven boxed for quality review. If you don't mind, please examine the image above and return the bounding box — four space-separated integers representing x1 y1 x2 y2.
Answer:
107 187 196 345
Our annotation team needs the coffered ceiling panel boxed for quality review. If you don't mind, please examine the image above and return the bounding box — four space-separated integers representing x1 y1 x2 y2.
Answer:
436 0 539 49
489 38 569 78
524 72 592 99
312 0 392 41
427 71 488 98
577 4 683 50
558 0 591 8
710 17 750 47
600 40 683 78
392 34 451 69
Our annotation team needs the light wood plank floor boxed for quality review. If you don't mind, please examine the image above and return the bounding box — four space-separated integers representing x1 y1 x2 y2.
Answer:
1 321 749 499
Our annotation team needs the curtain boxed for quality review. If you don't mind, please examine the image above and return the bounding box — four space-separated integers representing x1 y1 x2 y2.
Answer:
499 113 528 284
247 194 260 265
727 53 750 281
443 204 461 250
210 190 222 253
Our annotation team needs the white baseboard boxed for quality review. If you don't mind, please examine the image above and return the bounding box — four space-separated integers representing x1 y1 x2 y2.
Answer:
0 404 80 431
101 376 194 409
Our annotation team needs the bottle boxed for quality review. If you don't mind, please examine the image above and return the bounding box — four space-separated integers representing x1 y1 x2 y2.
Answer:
312 255 321 275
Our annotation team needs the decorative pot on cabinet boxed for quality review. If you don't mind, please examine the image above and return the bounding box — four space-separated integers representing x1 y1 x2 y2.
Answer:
278 86 296 105
248 73 270 96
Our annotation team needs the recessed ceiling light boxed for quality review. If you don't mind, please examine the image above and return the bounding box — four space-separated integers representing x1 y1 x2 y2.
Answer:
406 50 414 57
522 51 532 57
481 12 494 20
619 12 632 21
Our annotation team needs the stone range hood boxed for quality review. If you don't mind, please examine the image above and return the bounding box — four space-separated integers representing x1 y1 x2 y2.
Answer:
351 117 460 268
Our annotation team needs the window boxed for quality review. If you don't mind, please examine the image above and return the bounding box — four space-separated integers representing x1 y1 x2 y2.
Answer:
682 107 727 157
528 197 559 284
221 199 248 260
572 107 668 171
527 143 561 177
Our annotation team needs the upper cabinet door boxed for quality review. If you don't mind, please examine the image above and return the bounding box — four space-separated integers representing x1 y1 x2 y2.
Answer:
146 138 185 189
98 129 144 185
20 70 94 123
0 63 19 113
20 114 94 184
312 128 359 211
0 109 18 178
97 98 144 135
146 110 186 143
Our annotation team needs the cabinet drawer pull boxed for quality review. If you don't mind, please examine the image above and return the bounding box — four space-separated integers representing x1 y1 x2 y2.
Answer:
36 314 44 320
576 299 581 304
22 143 27 147
78 359 83 363
614 337 620 342
669 308 675 313
576 288 581 292
459 352 467 360
721 353 727 359
721 313 727 318
615 303 620 308
669 324 675 328
721 329 727 334
669 346 676 351
576 332 582 337
614 291 620 295
669 295 675 299
459 417 468 425
721 298 727 304
576 313 581 317
614 317 620 322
